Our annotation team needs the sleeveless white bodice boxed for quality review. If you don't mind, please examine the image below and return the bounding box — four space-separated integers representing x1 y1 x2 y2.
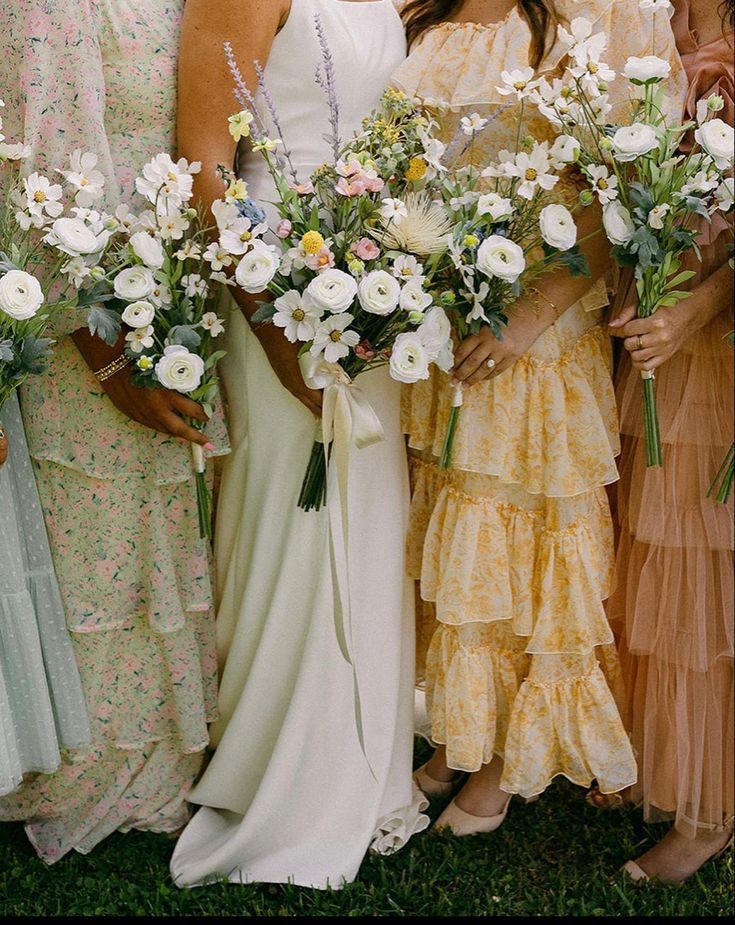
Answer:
239 0 406 209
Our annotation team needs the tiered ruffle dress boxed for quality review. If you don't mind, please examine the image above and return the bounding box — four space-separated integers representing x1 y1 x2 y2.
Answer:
0 0 228 862
608 0 734 838
391 0 687 798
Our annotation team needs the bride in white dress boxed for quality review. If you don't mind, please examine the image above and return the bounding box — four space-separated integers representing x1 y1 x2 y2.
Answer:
171 0 428 889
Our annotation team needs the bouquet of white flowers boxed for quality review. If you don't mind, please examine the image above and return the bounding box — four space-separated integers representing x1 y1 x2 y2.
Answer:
224 42 455 511
531 0 734 467
59 153 237 539
0 99 111 413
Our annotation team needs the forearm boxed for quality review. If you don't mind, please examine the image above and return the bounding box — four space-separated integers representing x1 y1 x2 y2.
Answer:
71 328 127 375
674 260 734 336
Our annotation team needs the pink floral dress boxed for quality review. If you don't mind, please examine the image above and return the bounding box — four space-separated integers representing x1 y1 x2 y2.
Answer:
0 0 228 862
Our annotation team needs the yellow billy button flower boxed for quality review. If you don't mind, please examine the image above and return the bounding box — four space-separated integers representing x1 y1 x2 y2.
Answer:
464 233 479 248
225 178 248 203
301 230 326 255
228 110 254 142
404 157 428 182
137 356 154 371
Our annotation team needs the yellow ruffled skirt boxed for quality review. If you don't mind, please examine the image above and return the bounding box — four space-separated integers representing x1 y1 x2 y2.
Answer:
404 282 638 798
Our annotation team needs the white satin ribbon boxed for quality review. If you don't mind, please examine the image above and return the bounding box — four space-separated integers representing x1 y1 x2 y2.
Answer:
300 353 384 770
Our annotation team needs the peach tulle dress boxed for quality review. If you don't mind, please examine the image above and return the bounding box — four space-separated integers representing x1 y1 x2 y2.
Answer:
391 0 687 799
608 0 734 838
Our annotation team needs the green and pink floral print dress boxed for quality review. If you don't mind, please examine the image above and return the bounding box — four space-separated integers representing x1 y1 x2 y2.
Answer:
0 0 228 862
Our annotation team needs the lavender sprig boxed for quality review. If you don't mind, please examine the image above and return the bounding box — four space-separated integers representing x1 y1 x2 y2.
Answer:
312 13 341 163
253 60 299 183
223 41 267 142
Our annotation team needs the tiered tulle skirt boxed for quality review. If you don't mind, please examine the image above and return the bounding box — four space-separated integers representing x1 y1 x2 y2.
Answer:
608 307 734 838
404 285 638 798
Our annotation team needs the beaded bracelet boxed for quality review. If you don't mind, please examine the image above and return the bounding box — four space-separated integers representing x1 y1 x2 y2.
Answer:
529 286 564 321
95 354 132 383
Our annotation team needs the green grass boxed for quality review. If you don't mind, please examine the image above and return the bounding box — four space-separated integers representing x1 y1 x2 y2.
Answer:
1 741 732 917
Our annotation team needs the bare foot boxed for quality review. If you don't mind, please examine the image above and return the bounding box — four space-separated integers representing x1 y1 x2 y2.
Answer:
627 826 733 884
454 755 511 818
425 746 460 784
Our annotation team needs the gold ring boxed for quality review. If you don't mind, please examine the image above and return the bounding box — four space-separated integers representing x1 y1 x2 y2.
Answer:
636 335 644 350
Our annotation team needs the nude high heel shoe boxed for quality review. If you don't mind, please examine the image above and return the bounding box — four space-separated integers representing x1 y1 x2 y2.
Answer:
413 762 462 800
434 794 512 836
622 833 733 884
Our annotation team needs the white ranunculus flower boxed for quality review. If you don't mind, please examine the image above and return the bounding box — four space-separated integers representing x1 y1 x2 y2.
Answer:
155 344 205 393
550 134 581 164
47 217 100 256
623 55 671 83
121 300 156 329
602 201 636 245
359 270 402 316
399 280 433 314
416 306 453 371
539 204 578 251
476 235 526 283
0 269 44 320
305 268 358 314
715 177 734 212
477 192 514 221
694 119 734 171
611 123 659 161
130 231 165 270
114 265 155 301
389 331 430 384
234 241 280 293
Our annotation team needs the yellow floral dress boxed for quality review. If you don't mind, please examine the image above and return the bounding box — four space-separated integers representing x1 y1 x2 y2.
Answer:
391 0 688 797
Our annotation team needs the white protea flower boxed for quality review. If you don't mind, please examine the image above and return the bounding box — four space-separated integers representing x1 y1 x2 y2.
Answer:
375 193 454 256
497 67 539 101
62 150 105 207
310 313 360 363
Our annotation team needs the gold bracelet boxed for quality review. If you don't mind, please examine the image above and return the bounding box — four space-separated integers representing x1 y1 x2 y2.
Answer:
529 287 563 321
95 354 132 383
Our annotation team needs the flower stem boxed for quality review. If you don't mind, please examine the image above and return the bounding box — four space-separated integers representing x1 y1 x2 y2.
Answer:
298 439 329 511
641 372 663 468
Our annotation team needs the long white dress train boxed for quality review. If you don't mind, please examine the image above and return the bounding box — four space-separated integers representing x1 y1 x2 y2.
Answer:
170 0 428 890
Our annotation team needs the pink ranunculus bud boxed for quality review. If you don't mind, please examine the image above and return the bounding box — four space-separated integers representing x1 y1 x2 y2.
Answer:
276 219 293 238
355 339 376 361
351 237 381 261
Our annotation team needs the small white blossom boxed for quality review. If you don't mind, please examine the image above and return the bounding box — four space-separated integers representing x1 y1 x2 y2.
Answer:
497 67 539 101
380 198 409 226
125 324 155 353
460 112 489 135
392 255 426 284
62 150 105 207
182 273 208 299
203 242 234 271
201 312 226 337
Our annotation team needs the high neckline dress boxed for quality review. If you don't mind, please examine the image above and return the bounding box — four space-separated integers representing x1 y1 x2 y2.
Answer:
171 0 428 891
608 0 734 838
391 0 687 798
0 0 228 863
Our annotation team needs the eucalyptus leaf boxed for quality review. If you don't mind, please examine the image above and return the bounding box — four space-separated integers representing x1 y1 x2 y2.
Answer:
87 305 122 345
167 325 202 350
251 301 277 324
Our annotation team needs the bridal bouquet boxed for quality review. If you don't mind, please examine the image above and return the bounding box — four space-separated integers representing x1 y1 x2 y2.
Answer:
66 153 235 539
531 2 735 467
0 100 109 413
224 44 454 510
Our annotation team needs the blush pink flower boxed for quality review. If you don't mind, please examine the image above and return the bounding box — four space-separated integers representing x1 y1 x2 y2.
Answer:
355 339 377 361
351 237 381 261
289 181 315 196
305 246 336 272
276 219 293 238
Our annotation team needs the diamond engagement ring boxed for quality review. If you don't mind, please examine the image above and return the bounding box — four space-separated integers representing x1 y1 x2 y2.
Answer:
486 358 496 370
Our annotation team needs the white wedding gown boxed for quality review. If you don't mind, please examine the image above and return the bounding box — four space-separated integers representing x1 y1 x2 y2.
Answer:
170 0 428 890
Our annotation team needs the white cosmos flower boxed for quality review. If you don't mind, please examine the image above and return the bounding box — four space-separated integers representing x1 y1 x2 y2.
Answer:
125 324 155 354
647 203 670 229
380 198 409 225
150 279 173 308
211 199 240 232
272 290 322 343
114 204 138 233
389 331 430 384
460 112 489 135
157 210 190 241
715 177 734 212
136 153 200 209
602 201 636 245
203 242 234 271
121 300 156 329
359 270 402 316
586 164 619 204
155 344 205 392
399 280 433 314
539 204 578 251
639 0 673 13
556 16 596 50
220 217 259 255
623 55 671 83
416 306 453 371
506 144 559 200
530 77 576 128
234 241 280 293
201 312 226 337
0 270 44 320
45 216 101 256
62 150 105 206
24 173 64 219
681 166 720 196
612 123 659 161
497 67 539 100
376 193 454 256
130 231 165 269
61 256 92 288
310 313 360 363
418 131 447 179
114 266 155 301
305 268 358 314
476 235 526 283
550 134 581 165
0 141 31 160
694 119 734 171
392 254 426 284
477 192 514 221
174 240 202 261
